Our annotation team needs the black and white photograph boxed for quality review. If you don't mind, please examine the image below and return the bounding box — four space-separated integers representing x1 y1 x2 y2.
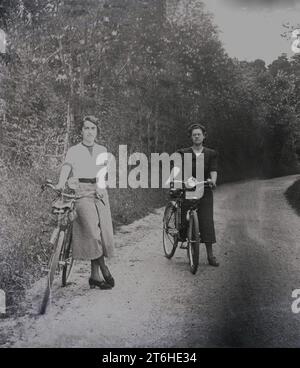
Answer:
0 0 300 349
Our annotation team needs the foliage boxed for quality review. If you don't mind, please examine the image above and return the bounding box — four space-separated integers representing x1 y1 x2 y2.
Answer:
285 178 300 217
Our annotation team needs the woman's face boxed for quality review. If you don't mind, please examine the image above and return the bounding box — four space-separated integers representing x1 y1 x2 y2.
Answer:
82 120 97 145
191 128 205 145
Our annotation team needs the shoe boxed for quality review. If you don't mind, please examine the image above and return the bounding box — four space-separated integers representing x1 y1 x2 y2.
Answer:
208 256 219 267
103 274 115 288
101 265 115 287
88 278 112 289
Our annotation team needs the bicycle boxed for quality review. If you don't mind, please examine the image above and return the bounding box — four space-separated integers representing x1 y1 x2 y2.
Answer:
39 180 102 315
162 178 212 274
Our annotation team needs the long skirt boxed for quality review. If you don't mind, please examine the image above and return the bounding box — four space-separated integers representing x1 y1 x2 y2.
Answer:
71 183 115 260
181 188 216 244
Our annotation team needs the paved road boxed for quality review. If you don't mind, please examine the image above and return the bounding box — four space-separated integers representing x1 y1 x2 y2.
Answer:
2 175 300 347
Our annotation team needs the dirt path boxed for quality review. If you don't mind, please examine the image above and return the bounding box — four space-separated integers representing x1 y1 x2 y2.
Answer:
2 175 300 347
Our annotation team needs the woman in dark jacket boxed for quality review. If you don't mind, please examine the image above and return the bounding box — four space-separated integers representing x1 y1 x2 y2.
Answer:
178 123 219 267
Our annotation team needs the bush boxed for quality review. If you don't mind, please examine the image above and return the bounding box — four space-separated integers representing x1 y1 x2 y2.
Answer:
285 178 300 216
0 164 57 314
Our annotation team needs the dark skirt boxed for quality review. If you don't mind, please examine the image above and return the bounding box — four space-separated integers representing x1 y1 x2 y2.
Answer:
181 188 216 244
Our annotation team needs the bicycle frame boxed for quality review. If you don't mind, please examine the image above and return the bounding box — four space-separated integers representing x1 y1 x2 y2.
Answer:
163 178 212 274
169 179 210 237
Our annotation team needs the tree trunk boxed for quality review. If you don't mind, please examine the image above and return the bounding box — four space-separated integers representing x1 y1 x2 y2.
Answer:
79 54 84 97
0 112 4 147
147 116 151 154
154 104 159 152
64 101 72 156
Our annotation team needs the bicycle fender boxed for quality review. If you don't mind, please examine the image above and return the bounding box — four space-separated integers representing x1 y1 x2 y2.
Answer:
49 228 60 245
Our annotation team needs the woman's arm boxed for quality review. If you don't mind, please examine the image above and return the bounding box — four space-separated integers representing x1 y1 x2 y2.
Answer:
56 164 72 190
210 171 217 187
209 150 218 188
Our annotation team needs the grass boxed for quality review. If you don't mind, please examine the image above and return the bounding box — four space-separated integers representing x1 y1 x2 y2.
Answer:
285 178 300 216
0 165 57 315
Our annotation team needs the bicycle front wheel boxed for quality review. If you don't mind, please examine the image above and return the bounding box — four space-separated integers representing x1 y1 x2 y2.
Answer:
62 223 74 287
187 210 200 274
40 230 65 315
163 202 178 259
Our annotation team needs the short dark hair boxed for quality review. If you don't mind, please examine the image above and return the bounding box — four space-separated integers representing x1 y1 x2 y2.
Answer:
188 123 206 136
81 115 99 130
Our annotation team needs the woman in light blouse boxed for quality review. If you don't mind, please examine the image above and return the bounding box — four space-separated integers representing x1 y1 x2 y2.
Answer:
56 115 115 289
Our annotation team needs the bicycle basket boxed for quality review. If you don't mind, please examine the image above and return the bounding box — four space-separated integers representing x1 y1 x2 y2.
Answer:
52 198 73 214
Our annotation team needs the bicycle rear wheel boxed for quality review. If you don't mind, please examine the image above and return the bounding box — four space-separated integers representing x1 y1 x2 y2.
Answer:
163 202 178 259
62 223 74 287
39 229 65 315
187 210 200 274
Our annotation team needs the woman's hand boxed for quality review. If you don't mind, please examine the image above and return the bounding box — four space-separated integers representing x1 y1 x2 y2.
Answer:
55 183 65 191
55 165 72 191
209 171 217 189
207 178 216 189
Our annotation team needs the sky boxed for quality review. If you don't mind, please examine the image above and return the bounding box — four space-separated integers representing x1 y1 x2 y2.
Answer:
201 0 300 64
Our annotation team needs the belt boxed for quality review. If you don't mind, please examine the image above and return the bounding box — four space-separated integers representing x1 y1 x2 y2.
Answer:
78 178 97 184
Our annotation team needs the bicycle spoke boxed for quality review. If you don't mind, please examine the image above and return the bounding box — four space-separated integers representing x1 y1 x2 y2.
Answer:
62 224 74 287
166 232 175 244
40 230 65 314
163 203 178 259
187 211 200 274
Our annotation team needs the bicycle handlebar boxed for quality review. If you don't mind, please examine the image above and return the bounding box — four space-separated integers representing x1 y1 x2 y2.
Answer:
171 178 213 189
41 182 103 200
41 182 76 199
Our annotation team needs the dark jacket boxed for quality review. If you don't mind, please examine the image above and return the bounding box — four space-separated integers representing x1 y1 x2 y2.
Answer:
177 146 218 180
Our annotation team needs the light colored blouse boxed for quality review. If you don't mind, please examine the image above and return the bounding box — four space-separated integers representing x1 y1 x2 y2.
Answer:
63 142 108 179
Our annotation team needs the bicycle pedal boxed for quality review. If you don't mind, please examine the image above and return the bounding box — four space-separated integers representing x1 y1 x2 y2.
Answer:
180 243 188 249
